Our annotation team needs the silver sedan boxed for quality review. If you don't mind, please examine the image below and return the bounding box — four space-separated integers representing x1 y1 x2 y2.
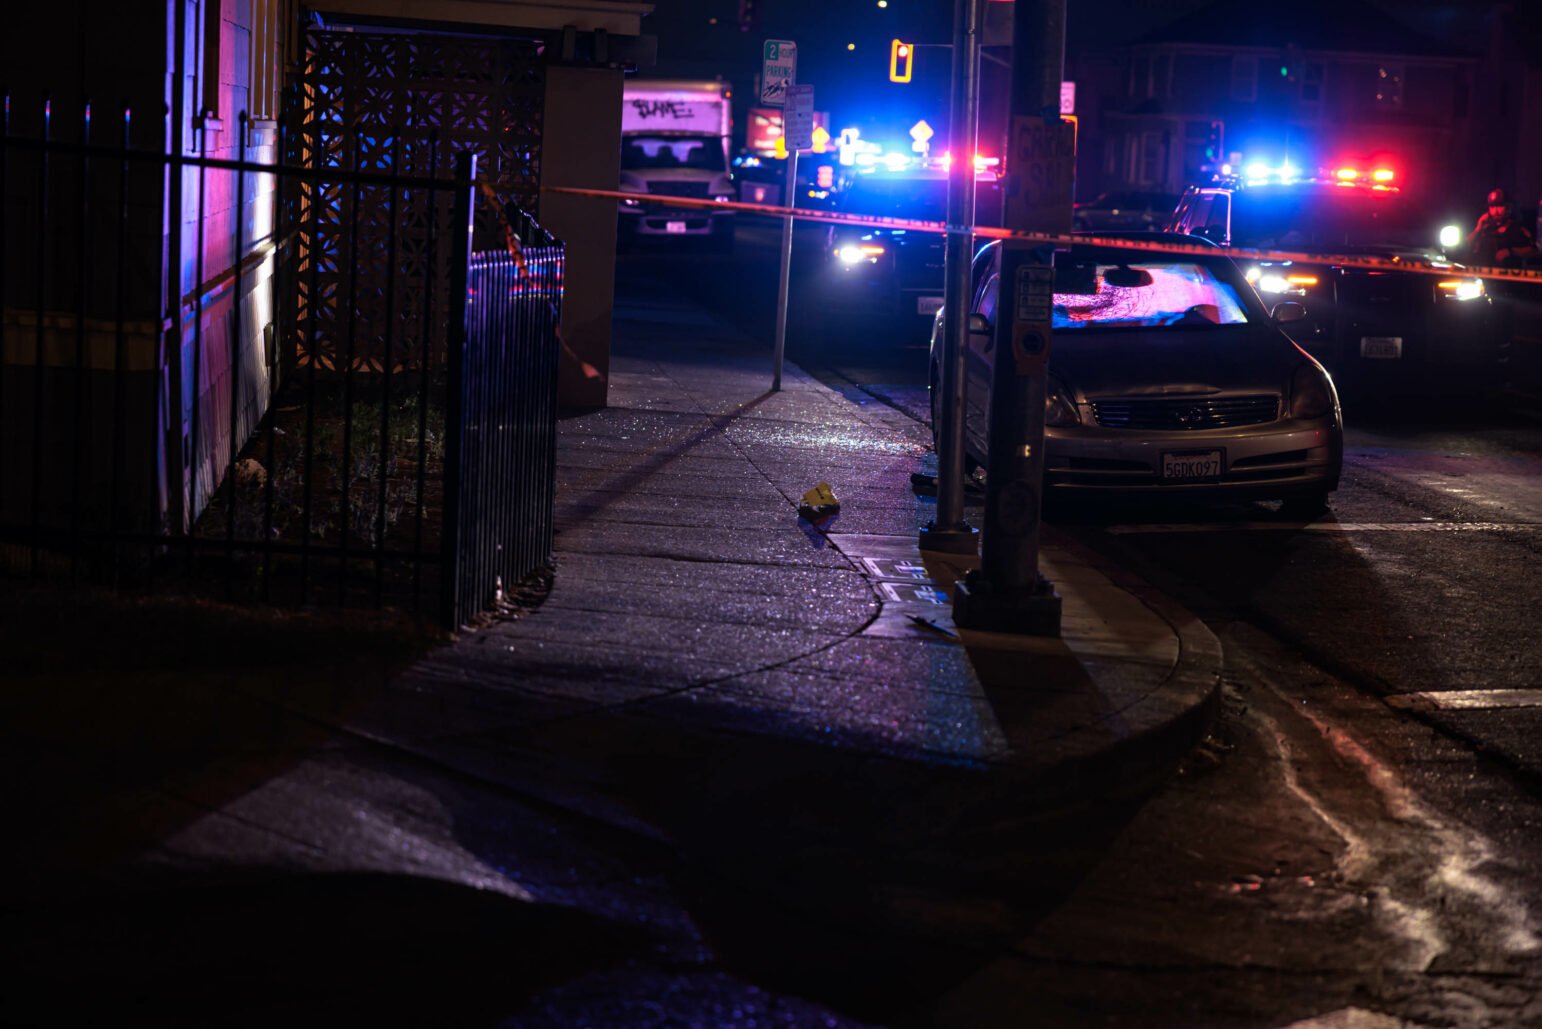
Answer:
930 237 1343 515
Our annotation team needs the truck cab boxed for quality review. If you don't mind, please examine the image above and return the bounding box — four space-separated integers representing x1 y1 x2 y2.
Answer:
618 79 736 251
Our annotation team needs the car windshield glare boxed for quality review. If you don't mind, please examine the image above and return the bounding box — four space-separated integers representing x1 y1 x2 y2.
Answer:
1052 259 1250 330
622 136 725 171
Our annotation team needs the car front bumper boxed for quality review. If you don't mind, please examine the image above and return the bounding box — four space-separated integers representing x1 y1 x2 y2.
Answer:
1283 278 1504 393
620 206 733 238
1043 419 1341 498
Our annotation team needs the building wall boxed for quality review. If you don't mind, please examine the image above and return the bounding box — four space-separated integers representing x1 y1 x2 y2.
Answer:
539 63 625 409
171 0 282 525
1075 43 1477 206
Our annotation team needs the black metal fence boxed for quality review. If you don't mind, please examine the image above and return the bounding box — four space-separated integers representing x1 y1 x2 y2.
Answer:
0 93 562 629
450 205 563 628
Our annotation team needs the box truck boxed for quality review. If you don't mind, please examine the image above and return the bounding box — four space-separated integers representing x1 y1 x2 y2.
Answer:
619 79 736 251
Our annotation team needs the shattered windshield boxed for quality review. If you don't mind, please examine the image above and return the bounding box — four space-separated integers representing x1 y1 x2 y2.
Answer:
1050 260 1251 330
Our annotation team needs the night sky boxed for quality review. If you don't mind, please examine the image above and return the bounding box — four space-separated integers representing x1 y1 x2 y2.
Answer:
641 1 1507 153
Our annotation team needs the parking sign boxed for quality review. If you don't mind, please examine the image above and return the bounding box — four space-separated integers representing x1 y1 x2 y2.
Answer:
761 39 797 106
784 85 814 150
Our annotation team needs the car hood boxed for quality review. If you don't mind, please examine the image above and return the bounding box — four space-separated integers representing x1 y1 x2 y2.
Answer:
1049 326 1304 398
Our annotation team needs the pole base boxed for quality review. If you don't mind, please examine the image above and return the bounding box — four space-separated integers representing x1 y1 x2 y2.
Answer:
918 522 979 554
952 569 1062 637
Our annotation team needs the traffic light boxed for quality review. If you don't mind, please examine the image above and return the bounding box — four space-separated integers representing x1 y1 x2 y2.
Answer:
889 39 913 83
1280 44 1300 84
1204 120 1224 165
737 0 757 33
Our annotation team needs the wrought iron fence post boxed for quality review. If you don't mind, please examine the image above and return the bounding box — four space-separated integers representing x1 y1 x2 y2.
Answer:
188 121 209 570
31 93 51 577
440 149 475 629
412 131 440 617
70 99 91 580
376 128 403 606
110 104 131 584
226 111 248 589
338 125 364 600
0 91 9 552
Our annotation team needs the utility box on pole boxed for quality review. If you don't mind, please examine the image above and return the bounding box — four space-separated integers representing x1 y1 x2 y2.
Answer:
953 0 1072 636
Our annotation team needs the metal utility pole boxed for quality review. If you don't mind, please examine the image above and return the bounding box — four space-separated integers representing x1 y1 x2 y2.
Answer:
771 148 797 392
952 0 1073 636
920 0 982 556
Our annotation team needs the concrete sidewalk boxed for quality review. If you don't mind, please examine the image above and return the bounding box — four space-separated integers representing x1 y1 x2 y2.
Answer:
323 278 1224 843
406 278 1222 781
0 274 1222 1026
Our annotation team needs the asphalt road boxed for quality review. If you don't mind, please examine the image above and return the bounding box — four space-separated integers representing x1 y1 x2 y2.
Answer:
669 216 1542 784
636 218 1542 1025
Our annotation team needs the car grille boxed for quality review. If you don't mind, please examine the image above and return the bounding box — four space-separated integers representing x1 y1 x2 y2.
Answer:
1091 395 1279 430
1337 270 1430 308
647 181 711 198
895 241 945 291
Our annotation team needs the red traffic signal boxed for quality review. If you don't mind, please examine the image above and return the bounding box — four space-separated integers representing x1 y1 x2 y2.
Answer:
889 39 913 83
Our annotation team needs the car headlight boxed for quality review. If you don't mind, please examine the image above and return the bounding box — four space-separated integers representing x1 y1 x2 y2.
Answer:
1046 375 1080 427
836 243 885 265
1248 266 1317 296
713 193 735 203
1288 364 1335 420
1436 278 1485 301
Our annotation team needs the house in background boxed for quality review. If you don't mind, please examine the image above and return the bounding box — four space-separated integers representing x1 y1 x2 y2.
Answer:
1065 0 1530 217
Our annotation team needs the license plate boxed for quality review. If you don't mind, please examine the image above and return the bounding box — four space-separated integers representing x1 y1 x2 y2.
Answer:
1360 336 1402 359
1162 450 1223 481
917 295 944 316
665 221 688 234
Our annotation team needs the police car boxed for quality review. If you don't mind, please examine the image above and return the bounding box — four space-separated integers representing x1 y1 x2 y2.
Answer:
1166 165 1501 399
818 161 1000 347
928 235 1344 513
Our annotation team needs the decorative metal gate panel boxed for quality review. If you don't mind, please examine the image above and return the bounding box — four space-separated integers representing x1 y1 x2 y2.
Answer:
289 29 544 373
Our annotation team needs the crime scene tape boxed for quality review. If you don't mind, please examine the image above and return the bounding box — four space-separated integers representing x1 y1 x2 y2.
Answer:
543 184 1542 288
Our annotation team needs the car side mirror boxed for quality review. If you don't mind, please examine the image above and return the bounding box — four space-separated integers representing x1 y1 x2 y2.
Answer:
1272 301 1307 323
968 313 991 336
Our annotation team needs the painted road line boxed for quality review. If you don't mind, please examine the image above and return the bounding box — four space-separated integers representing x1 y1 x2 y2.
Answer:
858 556 936 582
1103 521 1542 536
1387 689 1542 712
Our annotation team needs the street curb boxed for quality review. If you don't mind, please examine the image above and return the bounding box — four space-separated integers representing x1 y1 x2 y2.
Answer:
1020 527 1224 810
